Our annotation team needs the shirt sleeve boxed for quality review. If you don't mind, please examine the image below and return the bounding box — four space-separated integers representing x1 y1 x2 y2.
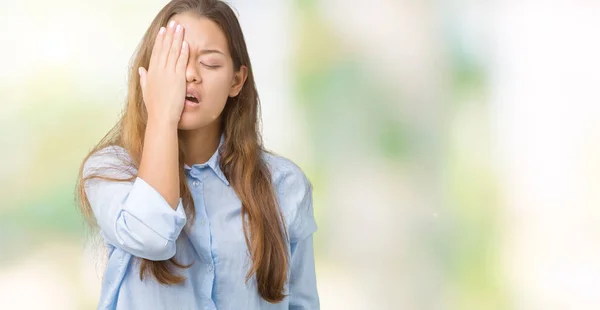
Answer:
275 162 320 309
82 146 187 261
289 235 320 309
278 165 318 243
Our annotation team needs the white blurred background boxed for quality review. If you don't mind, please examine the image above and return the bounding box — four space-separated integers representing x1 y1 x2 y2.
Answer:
1 0 600 309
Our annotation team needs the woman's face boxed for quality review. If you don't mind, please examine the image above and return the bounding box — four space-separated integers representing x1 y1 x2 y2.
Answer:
167 12 246 131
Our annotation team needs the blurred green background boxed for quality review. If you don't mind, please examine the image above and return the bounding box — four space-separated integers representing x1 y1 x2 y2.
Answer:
2 0 600 309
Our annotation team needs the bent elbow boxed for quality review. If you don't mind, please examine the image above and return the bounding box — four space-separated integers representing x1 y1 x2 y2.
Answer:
113 210 179 261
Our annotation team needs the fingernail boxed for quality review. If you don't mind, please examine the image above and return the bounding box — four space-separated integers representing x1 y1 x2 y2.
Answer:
138 67 142 75
159 27 165 35
169 21 175 28
176 24 182 32
182 41 187 49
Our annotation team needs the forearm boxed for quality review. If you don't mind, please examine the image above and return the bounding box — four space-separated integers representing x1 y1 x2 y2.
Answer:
83 145 187 260
138 118 180 210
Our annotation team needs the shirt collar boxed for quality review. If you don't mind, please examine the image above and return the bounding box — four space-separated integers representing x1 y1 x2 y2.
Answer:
183 133 229 186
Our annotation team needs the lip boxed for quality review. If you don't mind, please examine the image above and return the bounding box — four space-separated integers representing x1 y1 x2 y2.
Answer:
185 99 200 108
185 86 201 104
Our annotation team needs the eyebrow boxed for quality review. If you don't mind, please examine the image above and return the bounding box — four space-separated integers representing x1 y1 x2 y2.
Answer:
196 48 225 56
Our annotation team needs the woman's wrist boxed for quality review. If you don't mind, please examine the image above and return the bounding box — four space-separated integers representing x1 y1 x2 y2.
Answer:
147 115 180 130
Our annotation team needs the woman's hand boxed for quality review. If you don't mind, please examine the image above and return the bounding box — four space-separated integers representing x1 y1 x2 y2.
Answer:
138 21 189 125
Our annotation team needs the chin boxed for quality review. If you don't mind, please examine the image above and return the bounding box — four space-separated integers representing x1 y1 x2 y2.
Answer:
177 114 218 131
178 120 208 131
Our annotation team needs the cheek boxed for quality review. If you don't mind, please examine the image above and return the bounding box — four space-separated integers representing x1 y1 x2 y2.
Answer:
197 75 231 122
204 71 233 101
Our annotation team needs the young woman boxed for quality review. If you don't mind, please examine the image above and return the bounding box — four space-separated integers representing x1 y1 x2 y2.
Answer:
75 0 319 309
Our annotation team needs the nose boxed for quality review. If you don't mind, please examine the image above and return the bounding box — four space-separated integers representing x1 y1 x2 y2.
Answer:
185 63 201 83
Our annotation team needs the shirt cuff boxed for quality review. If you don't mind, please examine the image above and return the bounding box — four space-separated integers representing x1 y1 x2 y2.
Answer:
123 177 187 241
290 215 318 243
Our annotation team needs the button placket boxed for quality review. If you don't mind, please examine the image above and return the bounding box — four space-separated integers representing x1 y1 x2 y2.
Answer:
194 179 207 226
191 175 214 274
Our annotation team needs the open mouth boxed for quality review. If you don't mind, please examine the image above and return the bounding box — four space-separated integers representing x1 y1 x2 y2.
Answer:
185 94 199 103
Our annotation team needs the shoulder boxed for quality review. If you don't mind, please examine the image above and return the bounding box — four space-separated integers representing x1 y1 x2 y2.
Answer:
83 145 135 179
261 151 312 196
261 151 317 241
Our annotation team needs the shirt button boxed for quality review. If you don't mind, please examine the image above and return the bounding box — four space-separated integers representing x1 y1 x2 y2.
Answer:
192 180 200 187
200 219 207 225
207 265 214 272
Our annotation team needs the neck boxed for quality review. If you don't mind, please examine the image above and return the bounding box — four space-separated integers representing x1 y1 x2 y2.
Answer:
179 122 222 166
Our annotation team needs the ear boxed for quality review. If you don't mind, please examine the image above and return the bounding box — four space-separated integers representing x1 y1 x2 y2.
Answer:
229 65 248 97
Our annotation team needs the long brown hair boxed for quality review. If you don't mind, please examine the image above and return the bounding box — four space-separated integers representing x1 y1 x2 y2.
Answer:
75 0 289 303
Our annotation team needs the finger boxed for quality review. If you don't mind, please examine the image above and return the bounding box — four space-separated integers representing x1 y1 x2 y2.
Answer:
167 24 184 68
159 21 177 68
138 67 147 91
149 27 166 69
176 41 189 74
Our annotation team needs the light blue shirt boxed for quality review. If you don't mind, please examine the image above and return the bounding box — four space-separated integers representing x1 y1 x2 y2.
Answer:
83 135 319 309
